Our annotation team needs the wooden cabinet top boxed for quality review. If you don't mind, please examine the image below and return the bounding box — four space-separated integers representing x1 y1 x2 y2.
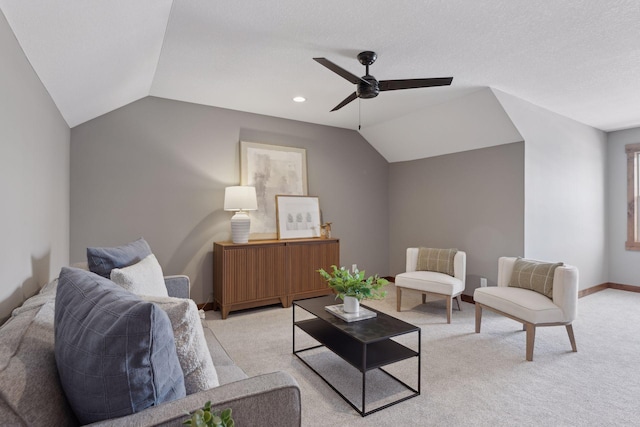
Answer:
214 238 339 248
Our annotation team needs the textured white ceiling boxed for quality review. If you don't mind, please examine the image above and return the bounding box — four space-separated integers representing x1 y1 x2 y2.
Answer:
2 0 640 161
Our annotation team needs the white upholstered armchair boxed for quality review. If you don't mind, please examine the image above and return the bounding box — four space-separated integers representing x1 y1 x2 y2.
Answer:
474 256 579 361
395 248 466 323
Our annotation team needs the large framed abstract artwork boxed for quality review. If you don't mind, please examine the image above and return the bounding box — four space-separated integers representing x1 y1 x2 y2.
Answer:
240 141 308 239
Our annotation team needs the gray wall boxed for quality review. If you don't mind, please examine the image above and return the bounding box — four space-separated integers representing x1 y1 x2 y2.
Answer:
389 142 525 295
494 90 608 290
0 10 70 321
607 127 640 287
70 96 389 304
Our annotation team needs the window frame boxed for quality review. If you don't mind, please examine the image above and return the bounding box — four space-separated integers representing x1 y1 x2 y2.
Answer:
626 143 640 250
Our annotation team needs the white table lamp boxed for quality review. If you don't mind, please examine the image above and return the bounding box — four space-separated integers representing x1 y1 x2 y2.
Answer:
224 186 258 244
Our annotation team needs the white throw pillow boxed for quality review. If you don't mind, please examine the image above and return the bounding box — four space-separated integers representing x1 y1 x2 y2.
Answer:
142 296 219 394
110 253 168 297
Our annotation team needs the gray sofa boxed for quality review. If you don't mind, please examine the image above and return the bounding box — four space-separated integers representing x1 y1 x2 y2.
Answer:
0 275 301 426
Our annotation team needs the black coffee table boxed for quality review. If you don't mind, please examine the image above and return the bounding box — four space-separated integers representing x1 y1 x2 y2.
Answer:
293 295 420 416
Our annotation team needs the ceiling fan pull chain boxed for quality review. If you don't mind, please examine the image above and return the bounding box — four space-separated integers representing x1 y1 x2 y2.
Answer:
358 98 361 130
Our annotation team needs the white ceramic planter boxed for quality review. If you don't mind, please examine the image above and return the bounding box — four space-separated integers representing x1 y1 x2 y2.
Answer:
343 296 360 313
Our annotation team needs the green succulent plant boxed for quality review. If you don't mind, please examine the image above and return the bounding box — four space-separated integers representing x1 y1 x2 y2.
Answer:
318 265 388 302
183 401 234 427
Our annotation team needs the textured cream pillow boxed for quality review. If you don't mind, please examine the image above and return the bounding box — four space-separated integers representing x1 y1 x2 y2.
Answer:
142 296 219 394
416 248 457 277
110 253 168 297
508 258 563 299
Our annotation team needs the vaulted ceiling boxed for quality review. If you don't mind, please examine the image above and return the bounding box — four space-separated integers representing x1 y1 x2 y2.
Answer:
2 1 639 161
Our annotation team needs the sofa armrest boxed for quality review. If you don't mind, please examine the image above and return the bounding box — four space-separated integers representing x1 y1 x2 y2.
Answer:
87 371 301 427
164 275 190 299
552 264 579 322
497 257 517 287
453 251 466 285
406 248 419 272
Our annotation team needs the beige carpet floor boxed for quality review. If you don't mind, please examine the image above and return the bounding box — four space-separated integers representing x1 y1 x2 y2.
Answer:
204 285 640 426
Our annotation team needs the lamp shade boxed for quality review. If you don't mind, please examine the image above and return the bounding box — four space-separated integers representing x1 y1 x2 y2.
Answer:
224 186 257 211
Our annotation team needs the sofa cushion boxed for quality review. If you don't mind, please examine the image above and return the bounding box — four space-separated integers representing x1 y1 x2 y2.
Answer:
54 267 186 425
87 237 152 278
0 291 78 426
142 295 219 393
201 322 249 385
508 258 563 299
395 271 464 296
416 247 457 276
111 253 169 297
474 286 565 324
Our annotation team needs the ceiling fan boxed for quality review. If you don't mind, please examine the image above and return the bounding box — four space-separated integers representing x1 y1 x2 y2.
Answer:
313 51 453 112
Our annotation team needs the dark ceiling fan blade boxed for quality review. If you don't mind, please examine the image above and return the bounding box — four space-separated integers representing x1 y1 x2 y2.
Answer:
378 77 453 91
331 92 358 111
314 57 371 86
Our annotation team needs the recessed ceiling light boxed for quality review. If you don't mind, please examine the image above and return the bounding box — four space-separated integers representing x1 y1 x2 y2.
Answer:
293 96 306 103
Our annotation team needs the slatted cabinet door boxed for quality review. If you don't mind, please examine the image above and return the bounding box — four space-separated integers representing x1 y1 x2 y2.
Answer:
224 244 287 302
214 241 287 319
287 239 339 305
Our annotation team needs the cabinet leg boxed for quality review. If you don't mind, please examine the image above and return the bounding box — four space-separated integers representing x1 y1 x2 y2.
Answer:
221 307 229 320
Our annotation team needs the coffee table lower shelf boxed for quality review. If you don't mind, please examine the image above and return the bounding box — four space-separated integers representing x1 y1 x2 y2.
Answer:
293 303 420 417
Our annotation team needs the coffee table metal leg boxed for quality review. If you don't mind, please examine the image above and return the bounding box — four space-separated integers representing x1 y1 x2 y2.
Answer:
292 304 296 354
362 343 367 416
418 328 421 394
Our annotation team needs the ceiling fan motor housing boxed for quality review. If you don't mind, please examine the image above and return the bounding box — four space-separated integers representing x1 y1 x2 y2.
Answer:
357 75 379 98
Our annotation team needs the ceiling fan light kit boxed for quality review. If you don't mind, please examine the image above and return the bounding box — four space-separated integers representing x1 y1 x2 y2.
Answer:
314 51 453 111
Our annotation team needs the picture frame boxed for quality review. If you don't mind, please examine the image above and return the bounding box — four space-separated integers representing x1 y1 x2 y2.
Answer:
275 195 321 240
240 141 308 239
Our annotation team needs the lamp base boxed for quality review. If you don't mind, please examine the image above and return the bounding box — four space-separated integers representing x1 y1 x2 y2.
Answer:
230 211 251 244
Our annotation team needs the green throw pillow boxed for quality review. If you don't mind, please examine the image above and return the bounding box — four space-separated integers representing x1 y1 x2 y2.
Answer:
508 258 563 299
416 248 457 277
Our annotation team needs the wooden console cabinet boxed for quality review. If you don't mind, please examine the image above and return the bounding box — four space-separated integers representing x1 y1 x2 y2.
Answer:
213 238 339 319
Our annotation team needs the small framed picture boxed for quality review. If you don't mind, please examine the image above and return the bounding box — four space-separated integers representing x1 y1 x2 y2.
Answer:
275 195 321 239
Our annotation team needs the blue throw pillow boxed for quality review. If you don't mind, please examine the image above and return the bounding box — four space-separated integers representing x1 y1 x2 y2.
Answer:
86 237 152 277
54 267 186 424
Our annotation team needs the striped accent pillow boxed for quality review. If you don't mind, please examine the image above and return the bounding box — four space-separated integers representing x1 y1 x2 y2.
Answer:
416 248 457 277
508 258 563 299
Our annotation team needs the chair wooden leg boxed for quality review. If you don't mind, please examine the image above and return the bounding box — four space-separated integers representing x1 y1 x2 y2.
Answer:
455 295 462 311
475 303 482 333
422 293 427 304
446 297 452 324
525 323 536 361
566 324 577 352
396 286 402 312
